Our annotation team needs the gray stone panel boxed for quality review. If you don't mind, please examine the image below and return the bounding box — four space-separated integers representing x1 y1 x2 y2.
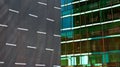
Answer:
0 0 60 67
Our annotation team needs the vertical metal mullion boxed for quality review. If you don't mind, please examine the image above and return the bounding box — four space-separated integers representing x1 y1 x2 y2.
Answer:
85 1 91 66
79 1 82 66
72 0 75 66
85 1 90 67
91 1 94 66
76 0 82 66
62 0 67 66
99 0 106 67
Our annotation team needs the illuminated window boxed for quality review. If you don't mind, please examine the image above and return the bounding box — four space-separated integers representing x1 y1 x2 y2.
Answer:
80 55 88 65
68 56 76 66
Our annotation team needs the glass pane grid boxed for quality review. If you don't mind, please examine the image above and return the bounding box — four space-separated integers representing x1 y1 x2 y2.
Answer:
61 0 120 67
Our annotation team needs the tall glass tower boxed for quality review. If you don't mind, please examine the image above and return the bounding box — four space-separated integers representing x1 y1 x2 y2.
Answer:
61 0 120 67
0 0 61 67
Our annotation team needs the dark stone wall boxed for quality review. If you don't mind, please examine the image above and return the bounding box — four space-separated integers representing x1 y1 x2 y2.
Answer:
0 0 61 67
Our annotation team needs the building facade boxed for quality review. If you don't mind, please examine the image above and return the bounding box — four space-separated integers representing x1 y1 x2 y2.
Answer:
61 0 120 67
0 0 61 67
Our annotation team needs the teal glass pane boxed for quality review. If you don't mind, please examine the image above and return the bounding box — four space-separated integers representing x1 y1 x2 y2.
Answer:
102 53 109 63
61 30 73 38
62 17 73 29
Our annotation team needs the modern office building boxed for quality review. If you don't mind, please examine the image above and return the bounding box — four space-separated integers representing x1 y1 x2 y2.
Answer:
0 0 60 67
61 0 120 67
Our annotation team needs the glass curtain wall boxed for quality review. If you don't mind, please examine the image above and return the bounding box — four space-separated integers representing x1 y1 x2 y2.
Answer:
61 0 120 67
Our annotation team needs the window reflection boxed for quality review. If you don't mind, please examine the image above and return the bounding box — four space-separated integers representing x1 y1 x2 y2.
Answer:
61 0 120 67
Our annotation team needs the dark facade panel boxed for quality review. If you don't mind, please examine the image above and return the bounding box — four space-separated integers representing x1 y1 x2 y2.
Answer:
0 0 61 67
